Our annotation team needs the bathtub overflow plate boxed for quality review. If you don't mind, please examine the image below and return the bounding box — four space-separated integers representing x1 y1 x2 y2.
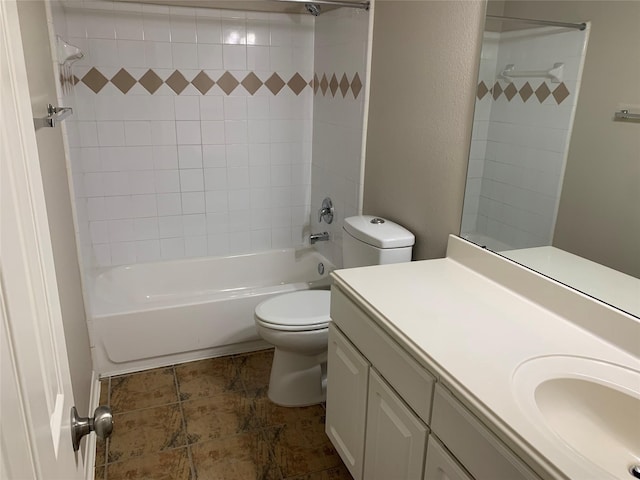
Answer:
318 262 325 275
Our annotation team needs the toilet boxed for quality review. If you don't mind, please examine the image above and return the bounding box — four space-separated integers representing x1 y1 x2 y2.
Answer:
254 215 415 406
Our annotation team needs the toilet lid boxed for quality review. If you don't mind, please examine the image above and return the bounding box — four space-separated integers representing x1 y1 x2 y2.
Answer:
255 290 331 331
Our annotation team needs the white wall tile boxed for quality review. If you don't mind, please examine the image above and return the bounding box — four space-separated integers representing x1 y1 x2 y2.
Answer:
69 4 318 266
205 190 228 212
157 193 182 216
201 121 225 144
145 41 173 68
160 237 185 259
155 170 180 193
181 192 205 214
176 121 202 144
224 121 248 144
199 96 224 120
151 121 177 145
171 43 198 68
170 13 197 43
158 215 183 238
196 17 222 44
222 45 247 70
124 121 152 146
227 167 249 189
174 96 200 120
179 169 204 192
202 145 226 167
197 43 223 69
178 145 203 168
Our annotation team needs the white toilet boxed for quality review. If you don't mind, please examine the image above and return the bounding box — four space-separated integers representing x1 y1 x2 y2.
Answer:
254 215 415 406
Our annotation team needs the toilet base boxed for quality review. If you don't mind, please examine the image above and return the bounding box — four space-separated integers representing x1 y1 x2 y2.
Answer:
267 349 327 407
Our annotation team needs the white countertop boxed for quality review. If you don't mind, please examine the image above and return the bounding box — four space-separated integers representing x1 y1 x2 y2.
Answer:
331 236 640 480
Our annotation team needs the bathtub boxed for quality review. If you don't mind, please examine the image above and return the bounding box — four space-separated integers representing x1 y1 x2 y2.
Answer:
89 248 334 376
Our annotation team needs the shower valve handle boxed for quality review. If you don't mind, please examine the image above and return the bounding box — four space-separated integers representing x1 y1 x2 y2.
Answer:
318 197 334 224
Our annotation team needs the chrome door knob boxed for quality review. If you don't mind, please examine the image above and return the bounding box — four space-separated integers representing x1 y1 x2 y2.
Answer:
70 405 113 451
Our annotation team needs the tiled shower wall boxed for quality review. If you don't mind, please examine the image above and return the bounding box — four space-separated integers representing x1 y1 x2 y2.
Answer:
310 7 369 267
62 1 314 267
462 26 587 250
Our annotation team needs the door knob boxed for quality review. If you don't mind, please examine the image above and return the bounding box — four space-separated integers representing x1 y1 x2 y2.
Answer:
70 405 113 451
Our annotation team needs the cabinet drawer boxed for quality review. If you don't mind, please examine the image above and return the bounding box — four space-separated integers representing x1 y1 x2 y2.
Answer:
424 435 474 480
431 385 541 480
331 287 435 424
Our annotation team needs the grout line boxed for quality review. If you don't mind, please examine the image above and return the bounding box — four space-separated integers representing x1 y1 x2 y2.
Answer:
173 366 197 480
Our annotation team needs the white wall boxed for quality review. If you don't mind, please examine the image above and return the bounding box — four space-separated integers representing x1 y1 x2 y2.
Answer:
463 25 588 249
62 0 314 267
310 6 370 267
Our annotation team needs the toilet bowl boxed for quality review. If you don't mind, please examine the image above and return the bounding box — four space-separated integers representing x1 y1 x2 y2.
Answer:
254 215 415 407
254 290 331 406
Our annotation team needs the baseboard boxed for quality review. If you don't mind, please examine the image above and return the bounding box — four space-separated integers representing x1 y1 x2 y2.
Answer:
84 371 101 480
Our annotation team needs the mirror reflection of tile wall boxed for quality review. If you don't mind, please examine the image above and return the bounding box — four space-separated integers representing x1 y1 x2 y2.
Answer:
462 25 588 251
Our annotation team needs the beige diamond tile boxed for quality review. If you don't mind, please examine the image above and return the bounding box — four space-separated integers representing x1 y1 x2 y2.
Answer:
288 73 308 96
313 73 319 94
535 82 551 103
351 72 363 99
329 74 339 97
192 70 215 95
265 73 285 95
111 68 137 94
477 81 489 100
241 72 263 95
320 74 329 96
82 67 109 94
552 82 570 105
166 70 190 95
504 82 517 101
217 71 239 95
519 82 533 102
339 73 350 98
138 69 164 94
492 81 503 100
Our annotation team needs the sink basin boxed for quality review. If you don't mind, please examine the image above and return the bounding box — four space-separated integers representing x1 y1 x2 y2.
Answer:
512 356 640 479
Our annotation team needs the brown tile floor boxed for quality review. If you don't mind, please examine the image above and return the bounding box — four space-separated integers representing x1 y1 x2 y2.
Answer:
96 349 353 480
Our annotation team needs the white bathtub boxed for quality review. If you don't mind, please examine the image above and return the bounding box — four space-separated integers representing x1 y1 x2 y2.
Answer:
89 248 333 376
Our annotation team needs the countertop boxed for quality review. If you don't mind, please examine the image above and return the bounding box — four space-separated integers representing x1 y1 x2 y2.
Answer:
331 236 640 480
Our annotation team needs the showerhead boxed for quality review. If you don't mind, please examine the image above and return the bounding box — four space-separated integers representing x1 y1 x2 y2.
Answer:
305 3 321 16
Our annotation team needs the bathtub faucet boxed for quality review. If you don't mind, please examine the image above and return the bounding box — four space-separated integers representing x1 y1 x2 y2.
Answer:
310 232 330 244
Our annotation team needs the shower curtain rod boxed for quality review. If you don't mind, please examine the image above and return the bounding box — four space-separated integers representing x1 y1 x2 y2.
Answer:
487 15 586 31
269 0 370 11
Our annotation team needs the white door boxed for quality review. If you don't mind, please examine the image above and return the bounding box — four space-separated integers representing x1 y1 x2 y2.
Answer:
0 0 84 478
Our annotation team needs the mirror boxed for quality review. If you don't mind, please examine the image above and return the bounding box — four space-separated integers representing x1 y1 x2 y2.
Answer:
461 1 640 317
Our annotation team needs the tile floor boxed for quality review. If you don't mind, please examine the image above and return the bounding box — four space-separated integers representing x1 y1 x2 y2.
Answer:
95 349 353 480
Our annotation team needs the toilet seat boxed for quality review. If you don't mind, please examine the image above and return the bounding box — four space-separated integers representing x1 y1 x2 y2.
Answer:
255 290 331 332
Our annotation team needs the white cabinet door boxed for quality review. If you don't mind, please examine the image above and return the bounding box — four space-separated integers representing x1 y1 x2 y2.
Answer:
424 435 474 480
363 369 428 480
326 325 370 480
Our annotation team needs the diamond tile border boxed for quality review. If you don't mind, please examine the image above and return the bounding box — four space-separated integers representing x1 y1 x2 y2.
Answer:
75 67 324 98
478 80 570 105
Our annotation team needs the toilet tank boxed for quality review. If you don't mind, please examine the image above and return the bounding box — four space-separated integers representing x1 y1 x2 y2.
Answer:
342 215 415 268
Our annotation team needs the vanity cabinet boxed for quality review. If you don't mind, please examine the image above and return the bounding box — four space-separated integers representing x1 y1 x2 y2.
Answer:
326 325 370 479
424 435 474 480
327 286 543 480
363 369 428 480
